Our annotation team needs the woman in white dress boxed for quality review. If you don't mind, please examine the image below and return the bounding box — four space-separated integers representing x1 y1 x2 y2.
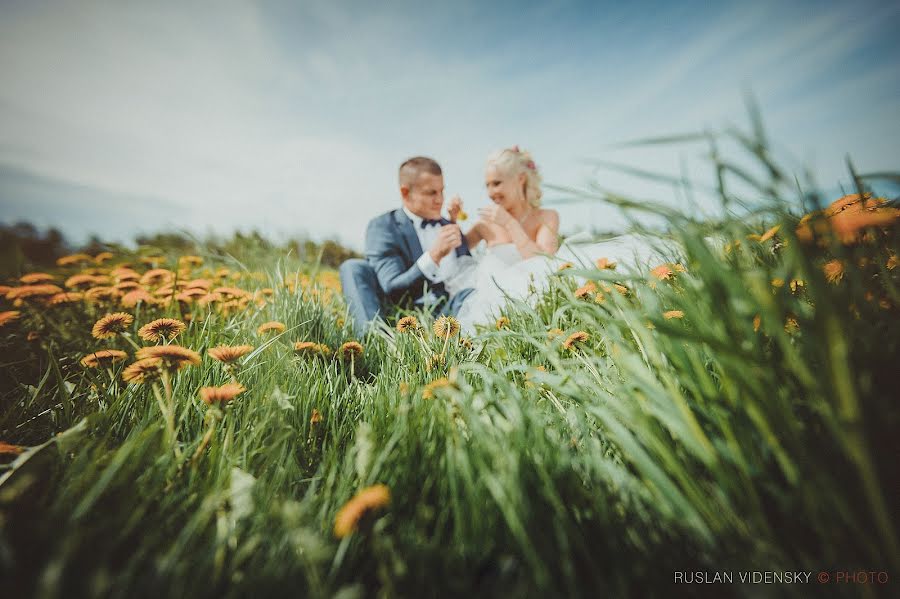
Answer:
448 147 561 332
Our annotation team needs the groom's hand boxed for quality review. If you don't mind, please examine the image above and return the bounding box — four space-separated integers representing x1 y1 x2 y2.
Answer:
428 224 462 263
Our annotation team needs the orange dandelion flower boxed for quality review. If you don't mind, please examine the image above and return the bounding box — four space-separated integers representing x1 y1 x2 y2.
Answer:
433 316 460 338
595 257 616 270
823 259 844 284
574 282 597 299
197 292 224 306
19 273 55 284
136 345 202 369
613 283 629 295
209 344 253 363
56 253 93 267
214 286 249 298
310 409 322 424
558 262 574 272
593 292 606 303
796 193 900 244
139 256 166 266
426 353 445 371
496 316 510 330
92 312 134 339
185 279 213 291
663 310 684 320
114 281 142 292
0 311 22 328
339 341 364 358
315 343 332 356
422 377 452 399
0 441 26 455
753 314 761 332
199 383 245 405
293 341 319 353
396 316 420 333
178 255 204 267
140 269 175 287
84 286 120 302
758 225 781 243
80 349 128 368
333 484 391 538
93 251 114 264
64 274 103 288
651 264 674 280
257 321 286 335
547 328 564 339
887 254 898 270
138 318 186 342
112 268 141 282
120 289 154 308
121 358 163 384
7 284 63 300
458 337 473 350
563 331 589 350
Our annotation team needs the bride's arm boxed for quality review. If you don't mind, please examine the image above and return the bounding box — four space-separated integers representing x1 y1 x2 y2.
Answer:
464 220 490 249
505 210 560 258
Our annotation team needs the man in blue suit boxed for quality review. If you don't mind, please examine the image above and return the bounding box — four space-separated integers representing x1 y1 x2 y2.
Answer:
340 156 473 335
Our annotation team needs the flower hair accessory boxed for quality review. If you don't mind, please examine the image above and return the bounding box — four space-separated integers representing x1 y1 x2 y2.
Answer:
525 160 536 171
511 145 520 153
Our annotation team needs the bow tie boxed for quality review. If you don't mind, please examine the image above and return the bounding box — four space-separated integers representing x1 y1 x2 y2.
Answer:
420 218 443 229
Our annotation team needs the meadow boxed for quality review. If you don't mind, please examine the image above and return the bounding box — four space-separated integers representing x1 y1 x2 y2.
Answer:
1 129 898 598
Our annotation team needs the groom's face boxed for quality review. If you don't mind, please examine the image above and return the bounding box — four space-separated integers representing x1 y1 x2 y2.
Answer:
402 172 444 220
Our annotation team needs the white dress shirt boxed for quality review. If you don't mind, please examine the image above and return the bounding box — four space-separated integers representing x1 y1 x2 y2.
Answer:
402 206 459 285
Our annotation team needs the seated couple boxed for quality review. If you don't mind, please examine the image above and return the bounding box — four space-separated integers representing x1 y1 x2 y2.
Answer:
339 148 561 336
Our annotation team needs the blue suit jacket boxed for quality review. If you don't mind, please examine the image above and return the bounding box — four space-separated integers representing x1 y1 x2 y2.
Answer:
365 209 470 306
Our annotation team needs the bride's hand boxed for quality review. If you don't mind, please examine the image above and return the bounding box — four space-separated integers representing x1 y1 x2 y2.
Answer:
448 195 466 222
478 205 513 228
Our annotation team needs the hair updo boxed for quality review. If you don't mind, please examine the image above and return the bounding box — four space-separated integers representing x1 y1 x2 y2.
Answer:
485 146 543 208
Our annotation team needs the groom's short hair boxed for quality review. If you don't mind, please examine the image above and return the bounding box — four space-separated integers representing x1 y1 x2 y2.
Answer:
399 156 442 189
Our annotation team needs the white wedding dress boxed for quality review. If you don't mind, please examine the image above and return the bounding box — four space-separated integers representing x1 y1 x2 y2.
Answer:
452 243 561 333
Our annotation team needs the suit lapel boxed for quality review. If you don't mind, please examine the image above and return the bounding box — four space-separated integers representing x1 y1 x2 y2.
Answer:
393 209 422 264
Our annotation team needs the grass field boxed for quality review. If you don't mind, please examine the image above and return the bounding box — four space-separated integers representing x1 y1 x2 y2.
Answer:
1 133 898 597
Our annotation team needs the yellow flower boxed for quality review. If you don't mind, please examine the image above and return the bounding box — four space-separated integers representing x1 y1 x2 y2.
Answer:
257 321 286 335
663 310 684 319
333 484 391 538
547 328 564 339
595 257 616 270
214 286 249 298
310 408 323 424
426 353 446 371
93 251 114 264
136 345 202 370
80 350 128 368
120 289 154 308
562 331 589 350
458 337 474 350
613 284 629 296
557 262 574 272
822 259 844 284
84 286 121 303
753 314 761 332
887 254 898 270
7 284 64 300
19 272 55 284
56 253 93 267
92 312 134 339
0 311 22 329
199 383 245 405
651 264 674 280
456 209 468 221
138 318 187 342
178 255 204 267
574 282 597 299
771 278 785 289
422 377 452 399
339 341 364 358
496 316 510 330
121 358 163 384
208 345 254 363
396 316 420 333
139 269 175 286
789 279 804 294
433 316 460 338
758 224 781 243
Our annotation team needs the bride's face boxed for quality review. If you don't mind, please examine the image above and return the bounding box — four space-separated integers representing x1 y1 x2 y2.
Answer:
485 165 526 211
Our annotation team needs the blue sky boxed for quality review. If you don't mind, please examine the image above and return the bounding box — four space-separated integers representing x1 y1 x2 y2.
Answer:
1 0 898 250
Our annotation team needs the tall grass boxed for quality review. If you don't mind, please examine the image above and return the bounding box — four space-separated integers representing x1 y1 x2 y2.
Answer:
1 118 897 597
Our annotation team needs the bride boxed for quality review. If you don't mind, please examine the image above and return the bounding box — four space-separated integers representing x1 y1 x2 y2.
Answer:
446 147 561 332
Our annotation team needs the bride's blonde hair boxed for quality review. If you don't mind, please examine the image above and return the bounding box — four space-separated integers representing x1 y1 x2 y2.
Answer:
486 146 543 208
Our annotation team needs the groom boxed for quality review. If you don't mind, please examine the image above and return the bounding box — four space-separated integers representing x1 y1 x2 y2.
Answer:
340 156 474 335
